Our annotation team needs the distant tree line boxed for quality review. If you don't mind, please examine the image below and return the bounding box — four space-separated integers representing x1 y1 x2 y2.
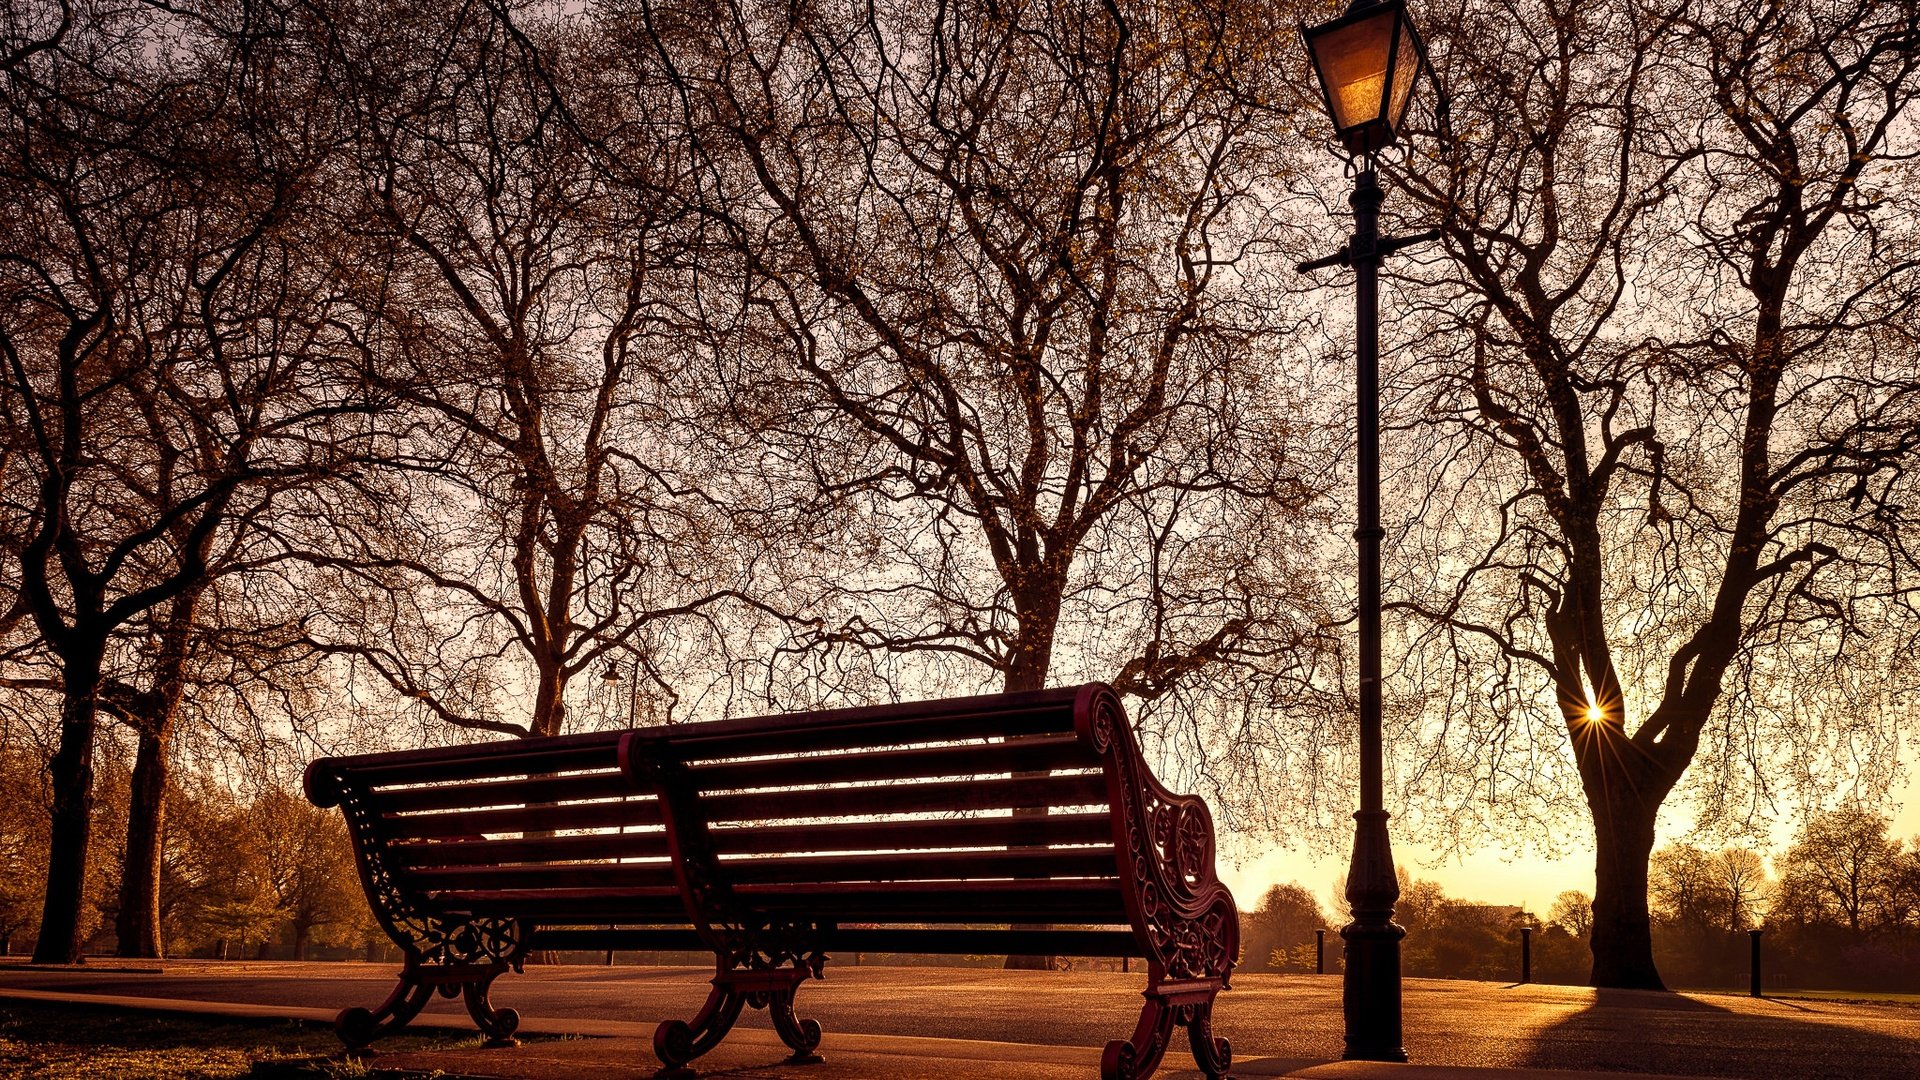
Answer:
1648 808 1920 992
0 744 372 960
1237 808 1920 993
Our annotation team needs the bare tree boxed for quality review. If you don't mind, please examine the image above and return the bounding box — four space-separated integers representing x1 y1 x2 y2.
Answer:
1714 848 1769 933
295 0 751 740
1774 806 1902 934
1385 0 1920 987
1548 890 1593 940
630 0 1340 721
0 0 375 962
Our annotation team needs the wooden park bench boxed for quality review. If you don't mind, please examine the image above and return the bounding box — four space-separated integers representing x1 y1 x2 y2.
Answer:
307 682 1239 1080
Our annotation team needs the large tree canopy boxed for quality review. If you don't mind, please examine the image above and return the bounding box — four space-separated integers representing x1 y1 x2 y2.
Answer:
1383 0 1920 986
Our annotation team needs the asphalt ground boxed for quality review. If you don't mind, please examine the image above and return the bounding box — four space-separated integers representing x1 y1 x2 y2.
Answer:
2 961 1917 1079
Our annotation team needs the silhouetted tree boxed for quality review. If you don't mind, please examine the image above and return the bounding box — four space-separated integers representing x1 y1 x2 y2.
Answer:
290 0 751 741
0 0 376 963
1385 0 1920 988
1774 807 1901 935
629 0 1339 703
1240 882 1329 972
1547 890 1593 940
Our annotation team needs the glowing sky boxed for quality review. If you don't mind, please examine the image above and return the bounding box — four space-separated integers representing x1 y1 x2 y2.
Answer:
1218 746 1920 920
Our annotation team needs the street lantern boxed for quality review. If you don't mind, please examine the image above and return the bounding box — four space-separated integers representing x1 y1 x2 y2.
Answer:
1302 0 1427 155
1297 0 1435 1066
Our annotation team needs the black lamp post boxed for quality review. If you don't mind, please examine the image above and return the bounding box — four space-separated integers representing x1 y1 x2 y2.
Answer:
1298 0 1434 1064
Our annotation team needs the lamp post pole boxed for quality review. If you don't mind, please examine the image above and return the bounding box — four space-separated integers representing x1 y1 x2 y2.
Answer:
1346 166 1401 1064
1300 168 1428 1063
1298 0 1432 1059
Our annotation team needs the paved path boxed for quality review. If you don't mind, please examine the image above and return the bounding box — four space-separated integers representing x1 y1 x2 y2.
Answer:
2 961 1916 1079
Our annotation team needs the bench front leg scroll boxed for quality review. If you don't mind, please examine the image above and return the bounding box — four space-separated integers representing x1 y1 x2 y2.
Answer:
336 970 434 1052
654 960 749 1069
461 964 522 1047
761 973 824 1063
655 955 823 1069
335 954 521 1052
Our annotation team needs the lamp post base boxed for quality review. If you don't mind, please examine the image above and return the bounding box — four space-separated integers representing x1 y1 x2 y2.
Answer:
1340 917 1407 1062
1342 806 1406 1062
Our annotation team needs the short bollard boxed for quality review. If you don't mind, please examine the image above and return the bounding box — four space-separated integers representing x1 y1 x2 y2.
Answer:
1519 925 1533 985
1750 928 1763 997
1316 928 1326 975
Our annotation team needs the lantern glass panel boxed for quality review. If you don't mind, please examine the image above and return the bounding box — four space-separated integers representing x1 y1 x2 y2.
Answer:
1386 22 1422 131
1309 9 1398 133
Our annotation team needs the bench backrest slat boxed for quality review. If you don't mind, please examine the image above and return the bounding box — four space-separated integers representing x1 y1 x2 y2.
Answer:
703 812 1113 856
369 769 633 815
656 701 1078 760
392 830 671 868
693 772 1107 823
411 862 676 892
719 848 1116 884
384 796 663 841
687 734 1090 791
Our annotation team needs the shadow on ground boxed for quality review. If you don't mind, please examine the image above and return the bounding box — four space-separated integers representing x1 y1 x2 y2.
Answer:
1520 988 1920 1080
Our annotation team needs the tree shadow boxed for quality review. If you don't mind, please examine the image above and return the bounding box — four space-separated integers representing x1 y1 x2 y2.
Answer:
1519 987 1920 1079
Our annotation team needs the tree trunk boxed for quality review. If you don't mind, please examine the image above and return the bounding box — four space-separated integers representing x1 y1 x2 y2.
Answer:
1003 615 1058 971
293 922 311 961
1588 790 1665 990
115 727 171 958
33 650 103 965
530 659 568 739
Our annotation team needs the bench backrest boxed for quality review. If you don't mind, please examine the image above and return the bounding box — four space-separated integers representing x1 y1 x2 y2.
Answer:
620 684 1129 928
305 730 683 964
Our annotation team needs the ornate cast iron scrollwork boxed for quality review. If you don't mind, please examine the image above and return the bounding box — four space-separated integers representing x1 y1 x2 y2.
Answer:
1076 684 1238 1080
306 762 530 1051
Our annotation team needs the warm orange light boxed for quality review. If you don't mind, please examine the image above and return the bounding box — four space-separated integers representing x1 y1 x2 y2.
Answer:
1301 0 1427 155
1584 703 1605 725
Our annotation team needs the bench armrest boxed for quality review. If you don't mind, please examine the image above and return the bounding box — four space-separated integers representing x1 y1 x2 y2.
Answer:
1075 683 1239 985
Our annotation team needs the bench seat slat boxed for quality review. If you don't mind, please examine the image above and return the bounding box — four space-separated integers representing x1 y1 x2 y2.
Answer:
718 847 1117 884
526 927 706 951
825 927 1143 957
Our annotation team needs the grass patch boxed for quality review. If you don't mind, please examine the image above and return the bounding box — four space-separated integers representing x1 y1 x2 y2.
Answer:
0 1000 483 1079
1766 989 1920 1008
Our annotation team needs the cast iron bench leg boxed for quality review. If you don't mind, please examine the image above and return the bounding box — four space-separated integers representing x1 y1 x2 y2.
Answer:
762 980 824 1064
336 961 517 1052
1102 980 1231 1080
653 977 747 1069
655 961 822 1070
336 972 433 1052
461 965 521 1047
